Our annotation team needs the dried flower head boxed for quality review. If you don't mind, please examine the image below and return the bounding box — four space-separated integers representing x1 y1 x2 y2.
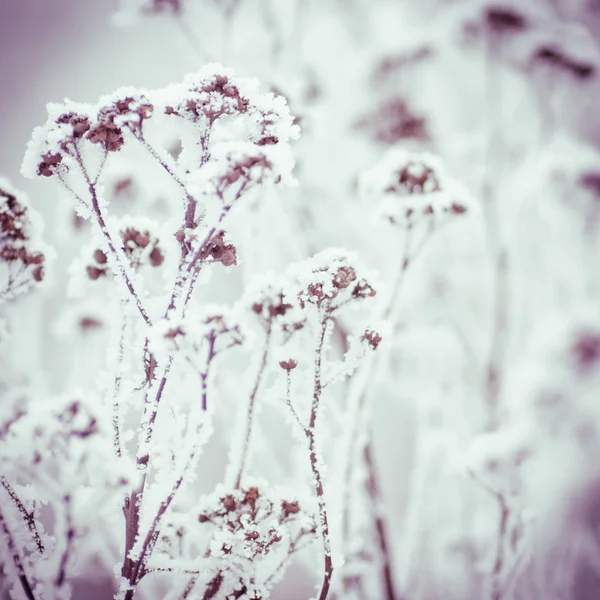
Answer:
362 329 383 350
285 250 377 311
21 101 94 179
0 393 131 490
0 179 46 298
193 483 317 592
279 359 298 371
88 93 153 152
360 148 472 224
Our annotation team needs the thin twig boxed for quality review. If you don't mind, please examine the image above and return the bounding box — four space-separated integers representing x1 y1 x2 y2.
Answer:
234 321 272 489
55 495 74 587
0 477 44 554
0 506 36 600
308 315 334 600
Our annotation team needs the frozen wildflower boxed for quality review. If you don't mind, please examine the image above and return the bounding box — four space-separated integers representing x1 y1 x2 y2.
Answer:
360 148 471 225
193 483 317 593
361 328 383 351
242 273 305 344
161 65 298 143
284 249 376 312
21 102 95 179
0 393 132 491
87 91 153 152
159 65 299 185
0 178 47 299
82 218 165 282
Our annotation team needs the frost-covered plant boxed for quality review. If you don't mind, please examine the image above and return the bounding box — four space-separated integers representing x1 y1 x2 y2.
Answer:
5 1 600 599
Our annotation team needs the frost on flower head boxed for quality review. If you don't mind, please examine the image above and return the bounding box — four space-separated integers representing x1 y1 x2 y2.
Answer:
22 64 298 228
87 91 153 153
0 393 132 491
0 178 46 299
188 483 316 595
162 65 298 144
164 64 299 193
284 249 377 312
243 273 305 338
78 217 165 286
22 91 154 180
360 148 471 225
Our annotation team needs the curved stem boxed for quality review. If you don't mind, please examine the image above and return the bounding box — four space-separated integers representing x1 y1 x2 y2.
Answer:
310 315 334 600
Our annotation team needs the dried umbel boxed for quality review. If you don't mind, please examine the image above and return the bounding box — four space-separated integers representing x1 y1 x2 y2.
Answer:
287 250 377 312
87 93 153 152
166 73 250 125
360 148 471 225
86 225 164 280
0 393 131 491
0 179 46 298
121 226 164 268
162 67 298 146
362 329 382 351
193 484 317 594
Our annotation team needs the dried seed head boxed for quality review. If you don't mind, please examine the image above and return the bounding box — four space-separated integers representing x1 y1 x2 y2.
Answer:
37 152 63 178
293 251 377 310
86 265 106 281
119 226 164 270
362 329 382 350
93 249 108 264
87 95 153 152
362 148 472 224
0 184 46 292
202 230 237 267
279 359 298 371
